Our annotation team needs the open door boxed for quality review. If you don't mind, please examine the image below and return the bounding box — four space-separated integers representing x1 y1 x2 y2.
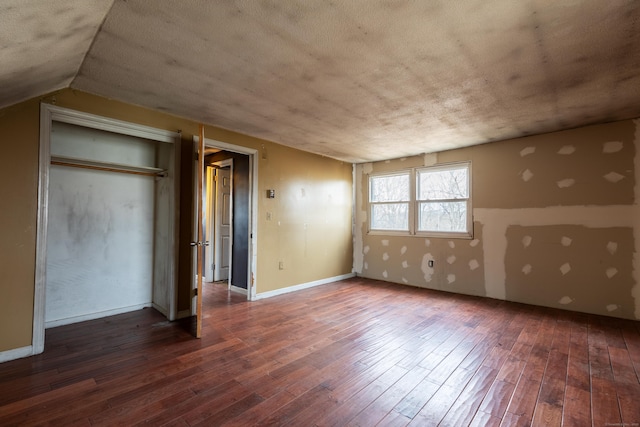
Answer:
214 162 232 282
191 134 259 335
192 124 206 338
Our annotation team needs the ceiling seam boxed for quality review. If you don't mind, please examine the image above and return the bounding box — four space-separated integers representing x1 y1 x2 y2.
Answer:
69 0 118 89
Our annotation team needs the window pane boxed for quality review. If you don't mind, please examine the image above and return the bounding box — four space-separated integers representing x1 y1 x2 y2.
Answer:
371 203 409 230
419 201 467 232
418 166 468 200
370 174 410 202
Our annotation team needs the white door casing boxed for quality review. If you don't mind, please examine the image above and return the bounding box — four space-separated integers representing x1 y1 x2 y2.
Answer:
192 136 258 303
33 104 180 356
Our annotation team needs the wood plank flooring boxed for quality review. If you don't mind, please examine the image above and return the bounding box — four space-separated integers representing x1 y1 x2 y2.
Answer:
1 277 639 426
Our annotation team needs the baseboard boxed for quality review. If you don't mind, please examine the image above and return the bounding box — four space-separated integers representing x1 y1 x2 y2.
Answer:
45 303 153 329
0 345 34 363
254 273 355 300
230 285 248 295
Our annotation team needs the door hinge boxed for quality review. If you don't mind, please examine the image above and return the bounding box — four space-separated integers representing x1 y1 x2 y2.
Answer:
194 151 199 161
193 288 198 296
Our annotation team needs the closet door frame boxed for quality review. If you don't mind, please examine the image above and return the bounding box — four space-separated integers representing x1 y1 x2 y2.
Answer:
33 103 180 355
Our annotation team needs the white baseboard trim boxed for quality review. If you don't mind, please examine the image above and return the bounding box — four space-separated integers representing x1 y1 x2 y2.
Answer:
230 285 248 295
0 345 34 363
176 309 192 320
45 303 153 329
254 273 355 301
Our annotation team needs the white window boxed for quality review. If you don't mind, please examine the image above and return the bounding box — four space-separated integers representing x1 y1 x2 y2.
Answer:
368 162 472 238
369 172 410 231
417 163 470 235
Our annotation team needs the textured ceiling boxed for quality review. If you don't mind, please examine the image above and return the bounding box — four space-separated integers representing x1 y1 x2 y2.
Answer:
0 0 114 109
2 1 640 163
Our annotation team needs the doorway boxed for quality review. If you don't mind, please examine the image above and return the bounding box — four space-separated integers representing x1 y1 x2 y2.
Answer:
191 136 258 327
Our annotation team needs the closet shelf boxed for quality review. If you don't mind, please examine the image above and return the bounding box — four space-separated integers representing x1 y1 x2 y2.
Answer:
50 155 167 177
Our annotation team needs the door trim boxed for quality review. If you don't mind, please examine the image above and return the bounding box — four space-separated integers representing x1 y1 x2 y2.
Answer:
34 104 181 355
193 136 258 301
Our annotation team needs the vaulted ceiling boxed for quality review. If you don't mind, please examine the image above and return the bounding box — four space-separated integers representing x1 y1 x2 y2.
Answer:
2 1 640 163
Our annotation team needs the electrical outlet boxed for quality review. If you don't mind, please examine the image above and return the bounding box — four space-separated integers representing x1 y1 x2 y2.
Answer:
279 261 284 270
428 260 434 268
266 212 272 220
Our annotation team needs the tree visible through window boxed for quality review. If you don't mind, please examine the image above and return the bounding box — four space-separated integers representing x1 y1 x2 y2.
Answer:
368 162 471 237
369 172 410 231
417 164 469 233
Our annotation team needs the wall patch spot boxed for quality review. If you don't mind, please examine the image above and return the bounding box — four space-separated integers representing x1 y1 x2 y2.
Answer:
400 246 407 255
603 141 623 153
402 277 408 283
606 267 618 279
425 239 431 247
521 169 534 182
603 172 624 183
559 296 573 305
364 262 368 270
447 255 456 264
382 252 389 261
362 163 373 174
560 263 571 275
520 146 536 157
607 241 618 255
421 253 434 282
381 240 389 246
382 270 388 278
448 241 455 249
447 274 456 284
556 178 575 188
470 239 480 247
522 235 532 248
469 259 479 270
606 304 619 312
402 260 408 268
423 153 438 166
363 245 370 254
522 264 532 275
561 237 572 247
558 145 576 155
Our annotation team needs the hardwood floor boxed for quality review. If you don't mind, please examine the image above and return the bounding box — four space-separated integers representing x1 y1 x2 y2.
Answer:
1 277 639 426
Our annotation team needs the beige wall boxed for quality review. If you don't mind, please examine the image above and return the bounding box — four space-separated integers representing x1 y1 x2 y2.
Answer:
355 119 640 320
0 97 41 351
0 89 353 353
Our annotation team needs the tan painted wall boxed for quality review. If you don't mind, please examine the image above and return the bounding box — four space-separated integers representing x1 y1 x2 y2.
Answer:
0 89 353 353
355 119 640 320
0 98 41 351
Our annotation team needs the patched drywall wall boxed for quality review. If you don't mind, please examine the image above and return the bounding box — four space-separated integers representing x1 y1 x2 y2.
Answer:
504 225 634 319
355 119 640 320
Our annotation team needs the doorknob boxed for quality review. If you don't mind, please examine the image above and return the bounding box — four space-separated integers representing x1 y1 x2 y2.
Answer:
190 241 207 247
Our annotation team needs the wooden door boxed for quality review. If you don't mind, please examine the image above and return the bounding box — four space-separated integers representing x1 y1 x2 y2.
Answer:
194 125 206 338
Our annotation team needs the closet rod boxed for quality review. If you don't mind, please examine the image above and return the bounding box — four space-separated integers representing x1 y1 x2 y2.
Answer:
50 156 167 178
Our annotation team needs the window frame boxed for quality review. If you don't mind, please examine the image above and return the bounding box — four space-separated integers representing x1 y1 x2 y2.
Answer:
368 171 412 233
367 161 473 239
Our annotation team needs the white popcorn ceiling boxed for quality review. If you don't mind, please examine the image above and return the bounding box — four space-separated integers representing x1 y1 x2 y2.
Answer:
2 1 640 162
0 0 114 108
